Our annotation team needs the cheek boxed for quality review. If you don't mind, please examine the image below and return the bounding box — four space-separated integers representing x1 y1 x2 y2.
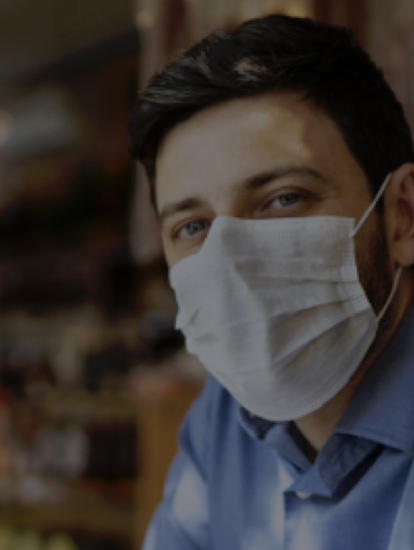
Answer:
162 239 176 268
354 215 393 314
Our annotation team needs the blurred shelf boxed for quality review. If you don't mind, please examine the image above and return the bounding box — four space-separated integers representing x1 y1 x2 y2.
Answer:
0 378 202 547
0 500 135 539
33 389 137 422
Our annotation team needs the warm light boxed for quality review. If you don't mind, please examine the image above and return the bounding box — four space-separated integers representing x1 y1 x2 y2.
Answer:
284 1 308 17
135 8 155 29
239 0 308 21
265 0 308 17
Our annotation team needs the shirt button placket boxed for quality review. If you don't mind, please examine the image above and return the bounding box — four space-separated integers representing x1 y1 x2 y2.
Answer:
295 491 312 500
284 490 316 550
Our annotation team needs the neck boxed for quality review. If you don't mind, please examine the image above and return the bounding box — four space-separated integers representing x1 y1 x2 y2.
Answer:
293 380 362 459
294 277 414 460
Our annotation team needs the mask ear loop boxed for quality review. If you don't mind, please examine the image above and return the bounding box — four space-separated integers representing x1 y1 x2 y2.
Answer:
376 266 402 322
350 173 392 238
350 172 402 322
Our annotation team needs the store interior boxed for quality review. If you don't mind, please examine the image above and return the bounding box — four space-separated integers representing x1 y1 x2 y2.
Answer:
0 0 413 548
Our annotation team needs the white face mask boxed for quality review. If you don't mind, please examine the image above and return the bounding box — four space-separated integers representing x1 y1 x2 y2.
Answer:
169 174 401 421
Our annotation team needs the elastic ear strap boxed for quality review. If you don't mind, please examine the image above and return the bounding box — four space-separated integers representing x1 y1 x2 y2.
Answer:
376 266 402 323
351 173 392 237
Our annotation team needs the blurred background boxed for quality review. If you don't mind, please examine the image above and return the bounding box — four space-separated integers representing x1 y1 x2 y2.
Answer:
0 0 413 548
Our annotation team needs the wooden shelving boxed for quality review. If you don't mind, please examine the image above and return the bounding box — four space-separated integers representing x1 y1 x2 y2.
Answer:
0 380 201 549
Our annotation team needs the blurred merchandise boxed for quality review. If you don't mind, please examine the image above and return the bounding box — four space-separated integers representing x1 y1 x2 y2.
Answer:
0 89 82 162
45 533 77 550
0 1 200 547
0 527 130 550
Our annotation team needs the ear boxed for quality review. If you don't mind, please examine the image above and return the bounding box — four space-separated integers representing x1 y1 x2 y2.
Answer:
384 163 414 267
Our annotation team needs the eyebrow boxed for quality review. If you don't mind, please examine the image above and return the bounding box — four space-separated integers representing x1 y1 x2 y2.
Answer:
242 165 327 192
158 197 205 226
158 165 327 226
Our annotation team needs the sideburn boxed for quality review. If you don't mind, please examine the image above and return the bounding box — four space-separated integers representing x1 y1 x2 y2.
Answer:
356 214 394 328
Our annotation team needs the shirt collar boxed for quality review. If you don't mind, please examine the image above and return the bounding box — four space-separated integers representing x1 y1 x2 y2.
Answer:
336 300 414 454
238 406 275 440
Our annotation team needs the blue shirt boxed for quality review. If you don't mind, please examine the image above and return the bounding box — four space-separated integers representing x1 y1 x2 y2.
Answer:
142 304 414 550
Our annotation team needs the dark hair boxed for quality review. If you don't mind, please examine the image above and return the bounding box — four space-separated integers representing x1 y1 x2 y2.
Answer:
129 14 414 207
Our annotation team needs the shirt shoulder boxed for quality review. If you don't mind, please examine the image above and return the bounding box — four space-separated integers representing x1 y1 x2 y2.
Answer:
178 375 240 471
140 375 243 550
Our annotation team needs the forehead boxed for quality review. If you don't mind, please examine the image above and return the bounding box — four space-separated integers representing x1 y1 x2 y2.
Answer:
155 93 367 211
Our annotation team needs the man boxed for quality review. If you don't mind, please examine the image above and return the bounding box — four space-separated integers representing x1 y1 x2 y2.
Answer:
129 14 414 550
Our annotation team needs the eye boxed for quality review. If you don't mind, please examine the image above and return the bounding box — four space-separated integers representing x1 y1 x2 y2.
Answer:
261 190 310 215
273 193 302 207
174 219 210 240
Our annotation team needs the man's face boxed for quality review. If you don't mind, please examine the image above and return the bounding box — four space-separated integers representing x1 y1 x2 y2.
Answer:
155 93 392 313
